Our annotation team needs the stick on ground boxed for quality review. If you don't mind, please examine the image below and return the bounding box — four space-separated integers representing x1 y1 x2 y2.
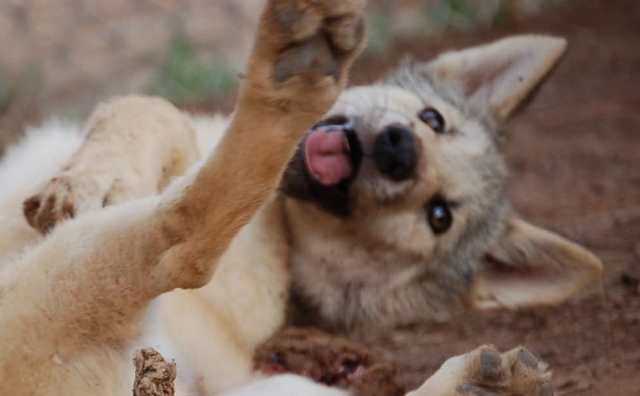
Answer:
133 348 177 396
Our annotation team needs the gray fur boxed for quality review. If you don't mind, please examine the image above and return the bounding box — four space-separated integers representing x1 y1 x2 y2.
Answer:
385 59 504 141
284 60 512 330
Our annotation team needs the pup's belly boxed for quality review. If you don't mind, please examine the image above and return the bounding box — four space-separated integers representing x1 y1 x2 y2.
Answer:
136 196 291 395
140 291 255 395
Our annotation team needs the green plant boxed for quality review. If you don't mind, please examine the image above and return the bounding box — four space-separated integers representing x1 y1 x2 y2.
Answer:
444 0 475 20
492 0 512 26
149 34 235 105
0 72 11 113
366 11 393 55
429 0 502 31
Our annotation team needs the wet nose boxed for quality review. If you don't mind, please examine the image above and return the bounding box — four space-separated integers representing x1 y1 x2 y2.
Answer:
373 124 417 181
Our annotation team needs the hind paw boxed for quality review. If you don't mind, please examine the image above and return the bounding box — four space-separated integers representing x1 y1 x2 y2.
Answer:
23 172 136 234
411 345 553 396
24 175 79 234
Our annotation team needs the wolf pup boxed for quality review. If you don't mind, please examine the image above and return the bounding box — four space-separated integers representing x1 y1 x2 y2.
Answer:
0 0 367 394
280 36 603 330
0 1 600 396
252 33 603 395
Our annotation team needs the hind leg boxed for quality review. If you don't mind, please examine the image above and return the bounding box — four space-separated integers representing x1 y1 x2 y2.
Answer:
23 96 199 234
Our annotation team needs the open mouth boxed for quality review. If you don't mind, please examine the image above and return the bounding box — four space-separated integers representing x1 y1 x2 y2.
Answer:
303 120 363 188
279 117 363 217
282 116 419 217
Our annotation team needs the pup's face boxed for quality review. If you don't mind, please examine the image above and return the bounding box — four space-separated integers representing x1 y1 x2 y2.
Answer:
282 83 507 270
281 36 603 327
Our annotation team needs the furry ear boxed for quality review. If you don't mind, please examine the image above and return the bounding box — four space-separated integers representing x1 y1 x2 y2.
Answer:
425 35 567 123
471 218 603 310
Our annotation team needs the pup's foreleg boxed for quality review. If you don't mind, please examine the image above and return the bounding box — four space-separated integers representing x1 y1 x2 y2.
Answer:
0 0 367 393
147 0 367 293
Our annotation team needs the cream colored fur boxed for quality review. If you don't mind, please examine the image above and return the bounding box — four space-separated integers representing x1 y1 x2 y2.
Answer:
0 24 594 396
0 106 554 396
0 106 339 395
0 0 370 394
0 120 82 262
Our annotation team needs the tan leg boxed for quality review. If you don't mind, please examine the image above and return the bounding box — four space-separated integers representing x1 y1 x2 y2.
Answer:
147 0 367 294
23 96 200 234
0 0 366 394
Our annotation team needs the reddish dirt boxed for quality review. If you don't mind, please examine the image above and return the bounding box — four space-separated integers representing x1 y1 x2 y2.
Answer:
348 1 640 395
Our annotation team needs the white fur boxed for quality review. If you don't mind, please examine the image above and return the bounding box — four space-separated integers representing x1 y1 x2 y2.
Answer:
0 34 587 396
0 119 84 205
221 375 349 396
191 114 230 158
0 116 296 396
0 121 84 264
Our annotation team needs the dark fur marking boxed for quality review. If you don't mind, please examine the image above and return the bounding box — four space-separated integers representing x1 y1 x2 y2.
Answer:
62 200 75 219
325 16 366 54
274 35 338 83
23 196 41 226
456 384 497 396
518 348 539 369
538 382 554 396
273 1 304 29
479 349 503 382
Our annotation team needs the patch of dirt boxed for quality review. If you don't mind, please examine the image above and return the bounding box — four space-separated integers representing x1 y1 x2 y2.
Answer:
254 327 404 396
349 1 640 395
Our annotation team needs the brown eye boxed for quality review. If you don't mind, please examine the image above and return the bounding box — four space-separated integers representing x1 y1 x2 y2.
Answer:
418 107 445 134
427 198 452 234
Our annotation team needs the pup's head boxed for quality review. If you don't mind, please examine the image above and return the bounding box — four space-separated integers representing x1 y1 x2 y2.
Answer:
281 36 602 325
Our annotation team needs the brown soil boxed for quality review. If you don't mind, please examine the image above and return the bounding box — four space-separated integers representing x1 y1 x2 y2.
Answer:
349 1 640 395
254 327 404 396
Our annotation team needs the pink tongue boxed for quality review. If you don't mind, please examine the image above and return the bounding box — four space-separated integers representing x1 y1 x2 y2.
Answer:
304 128 353 186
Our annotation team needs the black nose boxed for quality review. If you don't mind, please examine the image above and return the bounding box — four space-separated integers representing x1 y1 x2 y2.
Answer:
373 124 417 181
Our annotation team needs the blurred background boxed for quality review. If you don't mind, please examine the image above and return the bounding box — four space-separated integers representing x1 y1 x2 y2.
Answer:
1 1 639 395
0 0 569 145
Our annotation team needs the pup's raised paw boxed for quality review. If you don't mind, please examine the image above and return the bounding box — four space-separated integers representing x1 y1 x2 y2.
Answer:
411 345 552 396
247 0 366 113
268 0 366 81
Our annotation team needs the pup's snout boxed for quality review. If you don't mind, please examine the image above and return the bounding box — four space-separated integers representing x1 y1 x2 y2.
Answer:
373 124 417 181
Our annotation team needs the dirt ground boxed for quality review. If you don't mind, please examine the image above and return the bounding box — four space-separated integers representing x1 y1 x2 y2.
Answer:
348 1 640 395
0 0 638 395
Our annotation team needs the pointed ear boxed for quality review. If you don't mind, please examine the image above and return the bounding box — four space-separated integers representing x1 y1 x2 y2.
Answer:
425 35 567 124
471 218 603 310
